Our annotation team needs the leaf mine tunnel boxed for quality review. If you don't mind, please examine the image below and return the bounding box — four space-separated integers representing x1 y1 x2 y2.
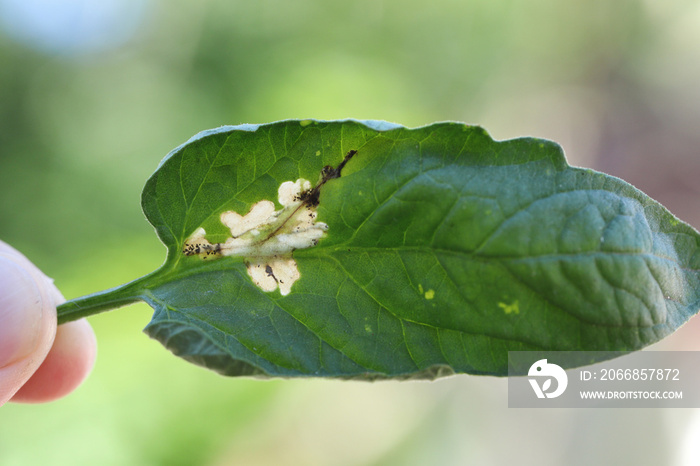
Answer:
182 149 357 296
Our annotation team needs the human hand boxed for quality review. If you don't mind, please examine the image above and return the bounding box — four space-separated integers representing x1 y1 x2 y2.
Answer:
0 240 96 406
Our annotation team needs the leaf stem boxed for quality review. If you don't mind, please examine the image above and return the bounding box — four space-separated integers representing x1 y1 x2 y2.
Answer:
56 280 146 325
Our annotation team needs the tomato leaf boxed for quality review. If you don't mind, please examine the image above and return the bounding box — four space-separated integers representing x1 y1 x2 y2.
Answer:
57 120 700 379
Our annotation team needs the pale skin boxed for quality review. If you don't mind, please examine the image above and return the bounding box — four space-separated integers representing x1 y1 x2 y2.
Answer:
0 240 96 406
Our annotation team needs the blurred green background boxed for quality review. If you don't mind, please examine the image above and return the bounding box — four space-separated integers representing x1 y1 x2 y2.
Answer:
1 0 700 464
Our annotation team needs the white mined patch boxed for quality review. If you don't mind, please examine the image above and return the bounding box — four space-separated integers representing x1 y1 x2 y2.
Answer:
182 178 326 296
278 179 312 206
221 201 276 238
246 257 300 296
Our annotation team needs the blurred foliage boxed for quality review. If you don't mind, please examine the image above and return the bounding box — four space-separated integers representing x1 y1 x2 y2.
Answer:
1 0 699 464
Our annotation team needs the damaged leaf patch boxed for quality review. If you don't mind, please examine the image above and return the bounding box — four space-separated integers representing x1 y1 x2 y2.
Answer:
182 178 327 295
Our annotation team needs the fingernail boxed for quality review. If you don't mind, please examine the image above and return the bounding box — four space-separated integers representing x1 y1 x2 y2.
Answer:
0 257 44 368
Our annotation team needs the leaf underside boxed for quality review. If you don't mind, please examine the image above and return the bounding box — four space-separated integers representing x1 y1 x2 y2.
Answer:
133 120 700 379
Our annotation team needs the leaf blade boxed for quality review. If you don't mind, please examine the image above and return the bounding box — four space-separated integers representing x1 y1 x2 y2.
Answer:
134 120 700 378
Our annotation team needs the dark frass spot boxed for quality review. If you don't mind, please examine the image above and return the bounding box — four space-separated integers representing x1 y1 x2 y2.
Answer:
297 149 357 208
265 264 278 283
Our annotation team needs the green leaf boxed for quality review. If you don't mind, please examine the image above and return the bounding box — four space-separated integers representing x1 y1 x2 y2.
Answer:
57 120 700 379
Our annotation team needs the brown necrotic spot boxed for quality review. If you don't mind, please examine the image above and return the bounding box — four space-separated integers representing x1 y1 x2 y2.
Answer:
295 149 357 208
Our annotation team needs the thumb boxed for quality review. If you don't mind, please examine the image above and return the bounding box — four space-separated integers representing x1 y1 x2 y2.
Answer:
0 246 57 406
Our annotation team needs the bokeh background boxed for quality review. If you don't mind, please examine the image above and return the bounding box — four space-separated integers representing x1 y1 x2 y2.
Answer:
1 0 700 464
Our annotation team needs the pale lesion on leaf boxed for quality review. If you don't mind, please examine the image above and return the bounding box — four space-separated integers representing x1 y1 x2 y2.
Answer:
182 150 357 296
